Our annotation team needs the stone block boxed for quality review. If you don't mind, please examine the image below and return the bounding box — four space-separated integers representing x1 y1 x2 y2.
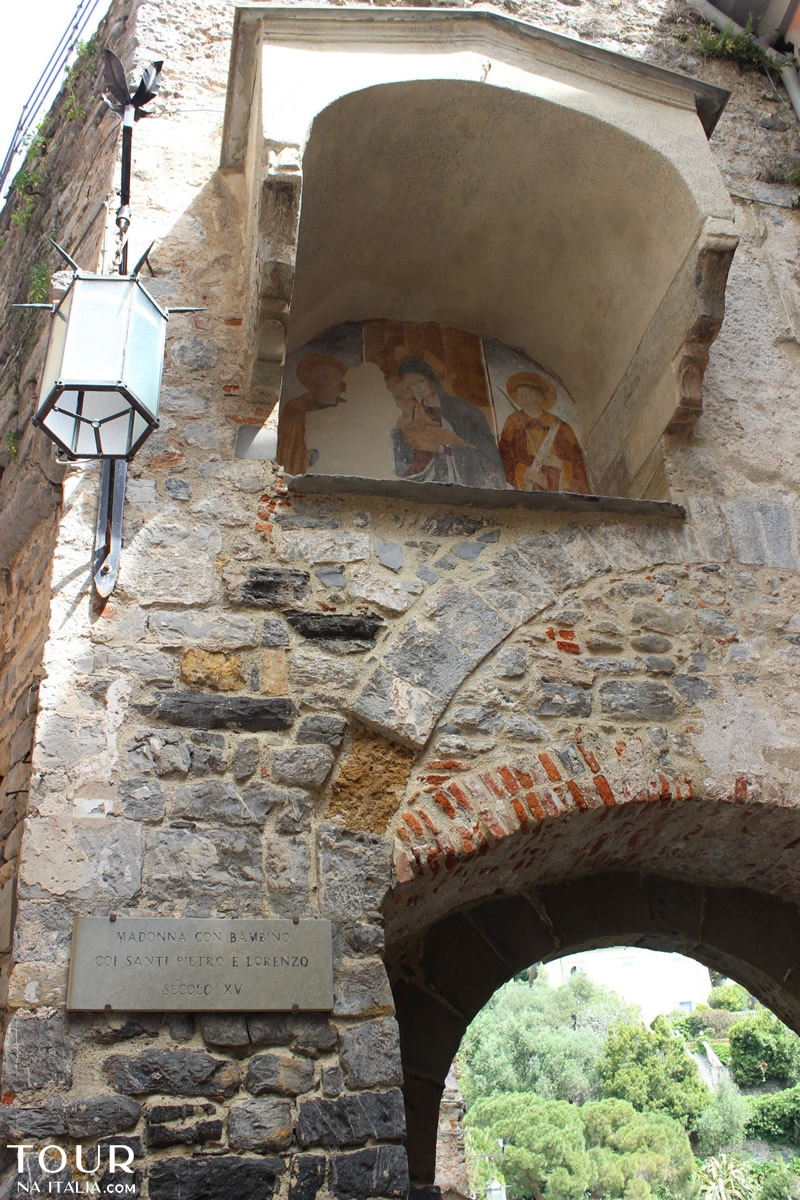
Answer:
535 680 592 718
330 1146 409 1199
247 1014 337 1055
348 566 425 613
232 737 260 779
144 828 262 901
264 836 311 912
272 530 370 563
117 777 166 822
171 336 217 369
148 1156 285 1200
245 1051 315 1096
146 1117 223 1148
171 779 272 825
724 500 768 566
272 745 334 789
374 539 404 571
297 714 348 747
291 647 360 691
673 674 717 702
286 611 383 641
0 1099 65 1138
421 513 485 536
180 649 245 691
228 1098 293 1151
233 567 311 606
352 667 439 749
104 1050 239 1098
316 567 347 588
65 1095 141 1138
289 1155 327 1200
3 1012 73 1092
147 611 259 650
297 1090 406 1147
199 1015 250 1048
128 729 191 777
138 692 295 732
319 825 392 921
333 960 395 1017
263 617 290 646
384 621 473 701
339 1018 403 1089
328 728 415 834
598 680 678 720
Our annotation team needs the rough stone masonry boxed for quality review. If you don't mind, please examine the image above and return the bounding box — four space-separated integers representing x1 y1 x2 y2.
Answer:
1 0 800 1195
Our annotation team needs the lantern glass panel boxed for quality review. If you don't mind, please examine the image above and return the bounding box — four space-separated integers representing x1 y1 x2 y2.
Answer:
124 283 165 424
60 278 130 384
40 287 74 399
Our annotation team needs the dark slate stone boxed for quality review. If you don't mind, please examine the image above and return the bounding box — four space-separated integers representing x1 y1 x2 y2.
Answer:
165 477 192 500
247 1014 338 1056
166 1015 195 1043
245 1051 316 1096
3 1012 73 1092
104 1049 239 1098
148 1156 285 1200
65 1095 141 1138
228 1098 293 1151
316 567 347 589
137 693 295 732
673 674 717 702
290 1155 327 1200
263 617 291 646
285 611 383 641
117 776 166 821
147 1117 223 1148
535 681 592 718
199 1014 250 1047
147 1103 214 1123
421 513 485 536
409 1188 442 1200
189 731 226 775
240 567 311 606
330 1146 409 1199
599 680 678 720
297 1090 406 1147
93 1021 155 1045
0 1099 65 1138
297 714 348 747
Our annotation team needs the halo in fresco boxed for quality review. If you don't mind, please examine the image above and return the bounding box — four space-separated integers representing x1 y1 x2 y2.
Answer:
277 320 590 494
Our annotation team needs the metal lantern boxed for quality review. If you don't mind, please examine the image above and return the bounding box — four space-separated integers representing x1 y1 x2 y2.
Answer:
32 270 167 460
486 1179 507 1200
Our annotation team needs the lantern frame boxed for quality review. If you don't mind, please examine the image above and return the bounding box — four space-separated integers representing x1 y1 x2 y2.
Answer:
32 270 168 462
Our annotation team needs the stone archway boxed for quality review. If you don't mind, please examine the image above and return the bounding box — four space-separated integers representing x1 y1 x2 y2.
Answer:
385 856 800 1188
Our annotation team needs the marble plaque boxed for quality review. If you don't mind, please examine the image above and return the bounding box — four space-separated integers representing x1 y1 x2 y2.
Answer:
67 917 333 1012
0 878 15 953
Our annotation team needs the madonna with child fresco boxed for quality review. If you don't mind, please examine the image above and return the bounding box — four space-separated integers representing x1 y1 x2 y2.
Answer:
389 359 507 490
276 320 590 496
498 372 590 494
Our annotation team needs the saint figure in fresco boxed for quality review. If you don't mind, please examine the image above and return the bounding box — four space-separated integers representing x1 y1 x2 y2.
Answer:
498 372 589 493
277 352 348 474
389 359 507 489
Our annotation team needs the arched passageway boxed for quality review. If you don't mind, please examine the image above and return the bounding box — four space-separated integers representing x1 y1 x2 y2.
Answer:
384 790 800 1187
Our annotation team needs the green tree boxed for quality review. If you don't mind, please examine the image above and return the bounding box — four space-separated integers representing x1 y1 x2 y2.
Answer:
747 1084 800 1145
598 1016 710 1129
583 1100 696 1200
696 1075 750 1156
756 1161 800 1200
464 1093 590 1200
709 984 751 1012
729 1013 800 1088
460 974 638 1108
465 1093 696 1200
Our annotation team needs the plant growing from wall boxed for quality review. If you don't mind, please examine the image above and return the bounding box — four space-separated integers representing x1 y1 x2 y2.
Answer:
4 431 19 464
28 261 51 304
680 17 782 70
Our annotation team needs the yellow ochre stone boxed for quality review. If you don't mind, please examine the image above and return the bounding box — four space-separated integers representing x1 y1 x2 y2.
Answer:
180 648 246 692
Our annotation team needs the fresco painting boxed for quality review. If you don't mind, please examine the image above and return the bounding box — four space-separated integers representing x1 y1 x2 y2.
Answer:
278 320 590 494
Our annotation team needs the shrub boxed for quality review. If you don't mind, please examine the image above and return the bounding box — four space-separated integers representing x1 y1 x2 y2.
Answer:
730 1014 800 1088
710 984 751 1012
747 1085 800 1145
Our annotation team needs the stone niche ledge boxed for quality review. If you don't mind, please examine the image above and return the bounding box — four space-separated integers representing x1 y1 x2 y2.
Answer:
221 5 737 499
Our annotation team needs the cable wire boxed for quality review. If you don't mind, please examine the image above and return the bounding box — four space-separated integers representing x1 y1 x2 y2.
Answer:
0 0 107 198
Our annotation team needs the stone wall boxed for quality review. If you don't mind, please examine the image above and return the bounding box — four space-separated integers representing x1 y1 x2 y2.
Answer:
1 0 800 1195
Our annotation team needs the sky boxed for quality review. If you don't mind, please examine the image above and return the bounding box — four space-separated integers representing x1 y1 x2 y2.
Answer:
1 0 110 183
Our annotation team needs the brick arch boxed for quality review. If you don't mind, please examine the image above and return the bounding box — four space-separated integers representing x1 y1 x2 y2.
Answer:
386 870 800 1188
382 731 800 1187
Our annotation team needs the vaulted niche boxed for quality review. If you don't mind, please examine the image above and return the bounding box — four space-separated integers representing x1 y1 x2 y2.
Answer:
221 6 737 500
